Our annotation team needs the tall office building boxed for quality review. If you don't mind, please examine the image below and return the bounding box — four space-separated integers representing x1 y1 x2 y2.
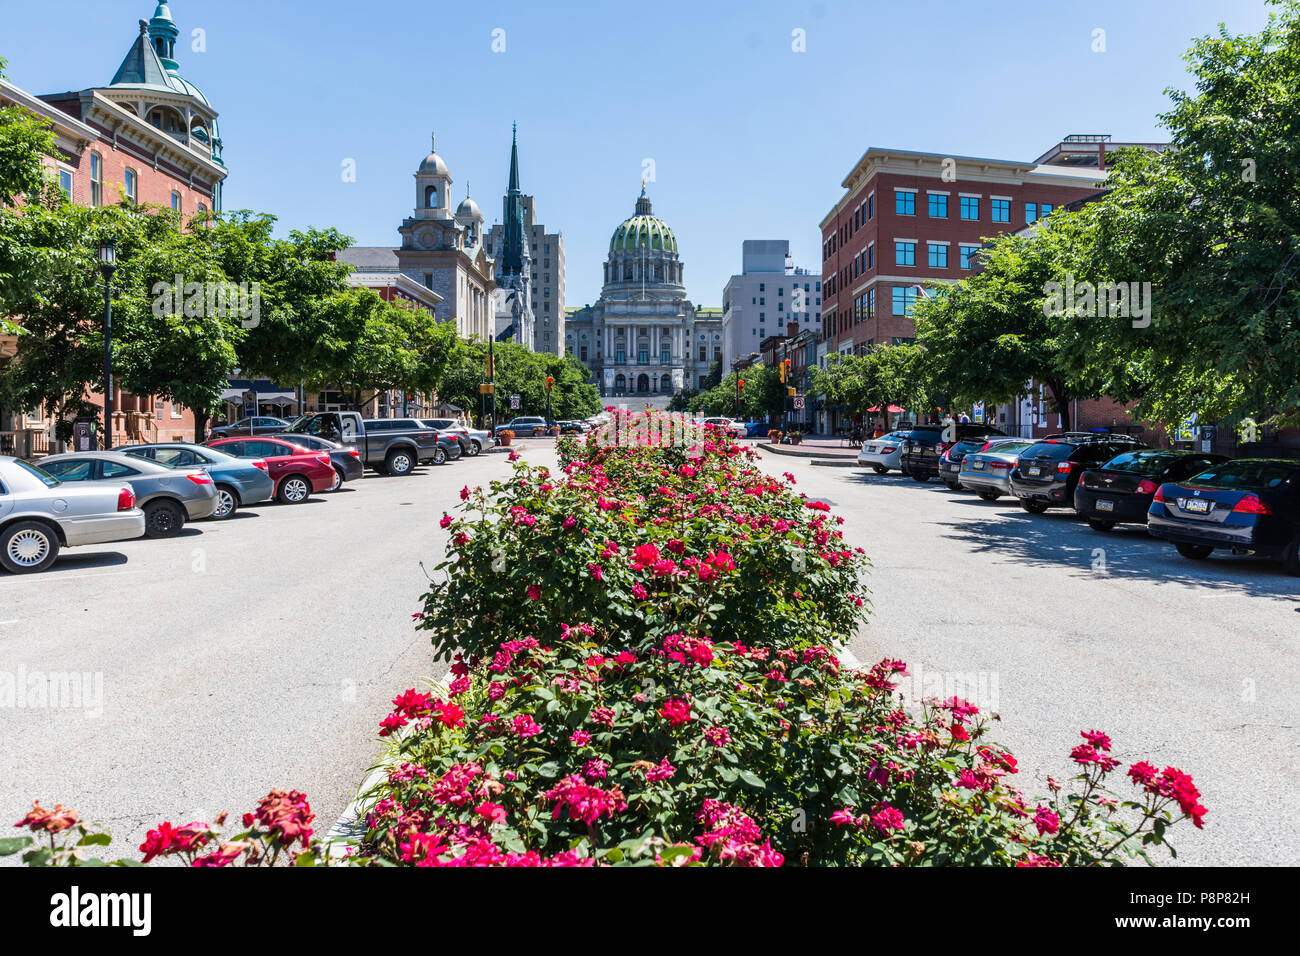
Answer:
721 240 821 367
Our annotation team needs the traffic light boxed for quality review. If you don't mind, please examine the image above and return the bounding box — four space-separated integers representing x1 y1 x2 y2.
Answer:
545 376 554 391
787 386 796 398
738 379 745 391
486 353 495 379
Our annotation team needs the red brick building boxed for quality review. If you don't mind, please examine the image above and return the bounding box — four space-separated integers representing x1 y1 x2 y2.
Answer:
0 4 228 454
817 136 1165 437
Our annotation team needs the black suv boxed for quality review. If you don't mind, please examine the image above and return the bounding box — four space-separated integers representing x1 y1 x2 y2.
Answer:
1009 432 1148 514
901 422 1006 483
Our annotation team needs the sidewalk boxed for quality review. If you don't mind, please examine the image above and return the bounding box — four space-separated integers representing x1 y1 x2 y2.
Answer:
753 435 863 466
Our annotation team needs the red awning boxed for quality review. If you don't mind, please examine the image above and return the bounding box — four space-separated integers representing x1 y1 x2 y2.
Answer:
866 405 904 413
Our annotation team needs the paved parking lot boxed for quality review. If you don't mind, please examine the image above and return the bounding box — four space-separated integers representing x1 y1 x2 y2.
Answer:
775 452 1299 866
0 449 520 857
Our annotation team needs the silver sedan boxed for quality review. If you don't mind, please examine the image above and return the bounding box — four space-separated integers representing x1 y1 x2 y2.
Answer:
958 438 1036 501
39 451 219 538
0 456 146 573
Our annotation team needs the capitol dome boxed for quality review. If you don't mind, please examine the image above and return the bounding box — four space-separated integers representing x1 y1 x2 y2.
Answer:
609 187 677 254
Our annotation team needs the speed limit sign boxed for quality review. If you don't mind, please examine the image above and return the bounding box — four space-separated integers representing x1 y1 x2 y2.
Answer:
793 396 805 410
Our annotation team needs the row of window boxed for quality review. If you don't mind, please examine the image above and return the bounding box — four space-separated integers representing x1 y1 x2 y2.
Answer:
825 285 924 337
891 241 980 270
895 189 1053 223
82 151 205 214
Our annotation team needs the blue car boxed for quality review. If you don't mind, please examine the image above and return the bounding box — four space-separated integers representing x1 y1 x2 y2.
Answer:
117 443 275 520
743 421 770 438
1147 458 1300 574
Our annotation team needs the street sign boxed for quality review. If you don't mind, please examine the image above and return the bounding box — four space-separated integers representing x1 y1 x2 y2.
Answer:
242 390 257 405
792 396 805 410
973 401 985 424
510 395 521 410
1176 413 1199 443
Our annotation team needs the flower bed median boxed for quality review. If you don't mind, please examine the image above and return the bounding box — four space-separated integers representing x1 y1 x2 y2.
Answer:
6 412 1207 867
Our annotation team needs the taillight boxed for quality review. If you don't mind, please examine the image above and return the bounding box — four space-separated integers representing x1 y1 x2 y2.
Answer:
1135 478 1158 495
1233 495 1271 515
1057 461 1075 474
315 454 331 466
1077 473 1088 488
186 473 213 486
348 449 360 459
990 461 1011 470
1153 486 1167 502
252 459 269 472
934 443 944 454
881 446 896 454
117 487 135 511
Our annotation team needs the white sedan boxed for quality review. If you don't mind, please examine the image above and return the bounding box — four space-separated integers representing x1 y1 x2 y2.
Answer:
857 431 910 474
0 456 146 574
700 417 744 438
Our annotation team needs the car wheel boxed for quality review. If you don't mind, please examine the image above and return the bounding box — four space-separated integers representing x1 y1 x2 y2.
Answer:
433 447 448 465
143 499 185 539
944 481 963 492
1282 535 1300 576
1020 499 1050 514
1087 518 1117 532
211 485 239 520
385 448 415 476
329 466 344 492
1175 542 1214 560
277 475 311 504
467 440 481 457
0 520 60 574
910 472 929 483
872 465 888 475
977 489 1001 502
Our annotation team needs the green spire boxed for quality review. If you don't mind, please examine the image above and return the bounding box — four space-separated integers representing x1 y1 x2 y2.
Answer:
502 123 525 276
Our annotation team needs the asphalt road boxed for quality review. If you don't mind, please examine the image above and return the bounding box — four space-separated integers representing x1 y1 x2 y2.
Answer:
3 439 1294 866
766 449 1299 866
0 447 519 860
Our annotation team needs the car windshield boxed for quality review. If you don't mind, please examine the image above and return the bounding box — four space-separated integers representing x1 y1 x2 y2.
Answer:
906 429 942 442
1187 460 1299 490
13 459 60 487
1021 441 1077 460
985 440 1034 455
1104 451 1179 474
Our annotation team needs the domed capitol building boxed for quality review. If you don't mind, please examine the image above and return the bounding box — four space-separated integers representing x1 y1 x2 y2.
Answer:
566 187 721 403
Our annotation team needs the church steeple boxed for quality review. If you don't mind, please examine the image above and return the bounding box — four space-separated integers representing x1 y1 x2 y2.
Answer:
501 123 526 277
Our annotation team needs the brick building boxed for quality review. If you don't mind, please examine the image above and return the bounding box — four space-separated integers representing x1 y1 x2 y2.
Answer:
816 136 1164 435
0 3 229 454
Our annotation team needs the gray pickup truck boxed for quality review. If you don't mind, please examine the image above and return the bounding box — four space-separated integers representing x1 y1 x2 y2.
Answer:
284 412 442 475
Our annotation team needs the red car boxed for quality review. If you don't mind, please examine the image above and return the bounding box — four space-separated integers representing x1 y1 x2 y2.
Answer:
205 438 335 504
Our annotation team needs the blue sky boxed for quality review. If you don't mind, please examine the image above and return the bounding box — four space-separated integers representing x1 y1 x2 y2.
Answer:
3 0 1276 308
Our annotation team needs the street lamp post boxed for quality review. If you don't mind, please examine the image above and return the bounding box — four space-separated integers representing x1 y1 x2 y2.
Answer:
98 240 117 449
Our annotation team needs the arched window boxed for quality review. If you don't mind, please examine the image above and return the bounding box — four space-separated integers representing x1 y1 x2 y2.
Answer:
660 374 671 392
424 185 439 208
614 374 626 392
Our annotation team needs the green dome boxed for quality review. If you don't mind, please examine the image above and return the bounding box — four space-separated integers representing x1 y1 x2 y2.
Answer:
609 188 678 254
610 214 677 254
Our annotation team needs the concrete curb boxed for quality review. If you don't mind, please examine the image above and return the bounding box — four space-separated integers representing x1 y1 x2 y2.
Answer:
757 442 859 461
810 459 865 468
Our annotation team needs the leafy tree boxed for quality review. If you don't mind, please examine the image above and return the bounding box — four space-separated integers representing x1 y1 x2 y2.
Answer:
688 365 784 419
809 344 935 430
1052 0 1300 429
912 233 1092 430
0 58 55 208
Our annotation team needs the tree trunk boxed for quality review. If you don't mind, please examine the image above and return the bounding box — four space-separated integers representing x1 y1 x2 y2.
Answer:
194 410 210 445
1044 380 1071 431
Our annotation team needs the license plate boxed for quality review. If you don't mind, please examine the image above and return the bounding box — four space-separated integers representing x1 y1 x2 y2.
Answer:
865 445 876 453
1026 466 1041 476
1096 499 1114 512
971 460 985 470
1183 498 1211 514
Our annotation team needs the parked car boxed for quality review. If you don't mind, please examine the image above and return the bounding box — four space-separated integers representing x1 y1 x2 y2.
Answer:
555 420 588 434
284 412 442 475
118 443 275 520
495 417 550 438
900 423 1005 482
206 438 335 503
857 431 911 475
957 439 1037 500
208 416 291 439
421 418 490 455
0 456 145 573
1009 433 1149 514
1075 450 1229 532
38 451 219 538
269 433 364 490
1147 458 1300 573
742 421 770 439
701 417 744 438
938 434 1018 491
